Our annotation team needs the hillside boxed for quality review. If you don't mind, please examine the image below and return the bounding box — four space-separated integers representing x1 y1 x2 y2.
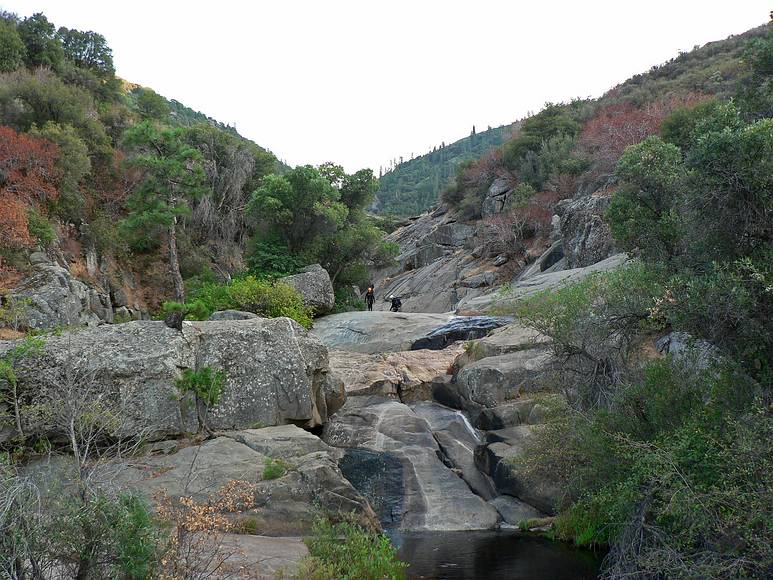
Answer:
374 24 769 217
374 122 515 216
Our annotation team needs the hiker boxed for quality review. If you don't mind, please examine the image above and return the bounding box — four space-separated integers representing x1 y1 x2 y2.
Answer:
389 295 402 312
365 285 375 311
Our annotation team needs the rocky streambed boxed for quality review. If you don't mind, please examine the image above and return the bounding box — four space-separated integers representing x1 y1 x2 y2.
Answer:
4 310 599 578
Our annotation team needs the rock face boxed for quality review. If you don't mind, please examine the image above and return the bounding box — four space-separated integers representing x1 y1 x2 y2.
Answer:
454 322 549 367
8 263 111 328
312 311 453 354
481 178 514 219
328 345 463 401
114 425 376 535
323 399 500 531
370 209 503 313
556 194 617 268
280 264 335 315
457 253 628 315
1 318 342 442
410 316 512 351
475 425 563 515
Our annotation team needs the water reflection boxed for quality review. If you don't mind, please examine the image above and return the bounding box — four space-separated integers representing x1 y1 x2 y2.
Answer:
389 530 602 580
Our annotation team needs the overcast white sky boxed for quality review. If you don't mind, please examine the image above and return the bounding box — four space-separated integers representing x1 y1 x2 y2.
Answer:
1 1 767 172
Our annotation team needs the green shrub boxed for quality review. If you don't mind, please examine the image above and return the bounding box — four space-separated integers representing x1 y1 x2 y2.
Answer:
26 208 55 246
174 366 225 433
262 457 289 480
186 276 312 328
332 286 365 314
299 514 407 580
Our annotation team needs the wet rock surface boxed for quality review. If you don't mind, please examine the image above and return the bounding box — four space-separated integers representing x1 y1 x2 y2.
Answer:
322 399 500 531
410 316 512 351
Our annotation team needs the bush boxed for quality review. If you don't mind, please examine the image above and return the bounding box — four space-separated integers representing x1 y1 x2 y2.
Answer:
332 286 365 314
26 208 55 246
183 276 313 328
262 457 290 480
299 513 407 580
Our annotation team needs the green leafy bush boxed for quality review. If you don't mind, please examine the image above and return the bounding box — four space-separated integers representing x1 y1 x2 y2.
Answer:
184 276 312 328
26 208 55 246
262 457 291 480
299 514 407 579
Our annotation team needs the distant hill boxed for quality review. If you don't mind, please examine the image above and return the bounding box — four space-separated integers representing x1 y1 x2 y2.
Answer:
374 24 768 217
374 123 515 216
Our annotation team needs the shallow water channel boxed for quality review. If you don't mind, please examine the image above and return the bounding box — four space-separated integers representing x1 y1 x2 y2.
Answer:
389 530 602 580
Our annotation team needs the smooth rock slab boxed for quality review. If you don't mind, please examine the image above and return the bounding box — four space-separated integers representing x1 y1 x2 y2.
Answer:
312 311 453 354
323 400 499 531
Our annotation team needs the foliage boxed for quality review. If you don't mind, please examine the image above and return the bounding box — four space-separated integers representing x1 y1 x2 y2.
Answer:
26 208 55 246
56 27 114 77
247 238 303 277
262 457 291 480
132 87 170 120
175 367 225 409
17 12 63 70
299 513 407 580
182 275 313 328
0 18 25 73
248 165 348 253
332 286 366 314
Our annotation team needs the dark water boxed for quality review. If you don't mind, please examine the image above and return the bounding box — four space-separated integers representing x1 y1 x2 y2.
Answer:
389 530 602 580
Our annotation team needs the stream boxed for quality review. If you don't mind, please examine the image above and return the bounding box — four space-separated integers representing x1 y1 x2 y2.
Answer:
390 530 602 580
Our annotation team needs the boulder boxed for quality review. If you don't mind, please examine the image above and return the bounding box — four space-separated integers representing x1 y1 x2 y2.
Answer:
454 322 549 368
280 264 335 315
556 194 616 268
444 348 554 414
328 345 463 401
482 178 513 218
460 272 495 288
312 311 453 354
323 400 500 531
655 331 720 371
208 310 260 321
1 318 342 442
410 316 512 351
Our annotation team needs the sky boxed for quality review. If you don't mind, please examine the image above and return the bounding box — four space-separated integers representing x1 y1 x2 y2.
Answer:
2 1 767 172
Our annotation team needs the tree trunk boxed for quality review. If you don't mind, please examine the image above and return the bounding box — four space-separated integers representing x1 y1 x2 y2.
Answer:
168 217 185 303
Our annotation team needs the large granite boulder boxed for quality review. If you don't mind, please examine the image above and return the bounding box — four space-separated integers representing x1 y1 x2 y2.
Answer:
312 311 453 354
280 264 335 315
556 194 617 268
328 345 463 401
438 348 554 417
323 399 500 531
1 318 342 442
454 322 549 368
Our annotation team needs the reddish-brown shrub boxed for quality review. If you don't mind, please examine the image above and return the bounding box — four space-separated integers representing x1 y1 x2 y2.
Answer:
0 126 60 205
579 93 708 176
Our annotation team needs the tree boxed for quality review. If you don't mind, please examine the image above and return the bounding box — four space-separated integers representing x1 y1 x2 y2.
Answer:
133 87 170 120
121 121 208 301
248 165 347 254
0 18 25 72
17 12 63 70
607 136 684 261
56 26 114 76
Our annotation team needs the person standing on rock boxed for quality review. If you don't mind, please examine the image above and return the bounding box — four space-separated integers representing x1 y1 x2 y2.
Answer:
365 285 375 311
